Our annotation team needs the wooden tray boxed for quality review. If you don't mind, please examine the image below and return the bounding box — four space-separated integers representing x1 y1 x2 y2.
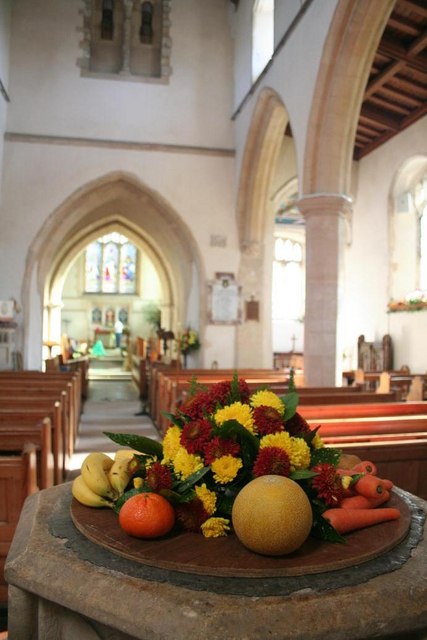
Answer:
71 492 411 578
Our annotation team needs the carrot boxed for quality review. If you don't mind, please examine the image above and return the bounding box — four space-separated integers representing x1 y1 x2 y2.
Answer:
322 507 400 534
339 490 390 510
349 460 377 476
353 474 384 498
378 477 394 491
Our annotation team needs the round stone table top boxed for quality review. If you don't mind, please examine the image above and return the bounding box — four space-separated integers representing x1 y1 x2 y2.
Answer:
5 482 427 640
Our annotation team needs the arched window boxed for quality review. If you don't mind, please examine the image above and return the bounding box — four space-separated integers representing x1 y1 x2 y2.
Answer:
140 1 154 44
101 0 114 40
272 236 304 321
85 232 137 294
414 176 427 290
252 0 274 82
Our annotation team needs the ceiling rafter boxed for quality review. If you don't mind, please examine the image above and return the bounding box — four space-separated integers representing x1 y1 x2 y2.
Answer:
354 0 427 160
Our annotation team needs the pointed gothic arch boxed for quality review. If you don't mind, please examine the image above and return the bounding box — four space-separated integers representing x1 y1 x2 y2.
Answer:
303 0 395 196
21 171 205 368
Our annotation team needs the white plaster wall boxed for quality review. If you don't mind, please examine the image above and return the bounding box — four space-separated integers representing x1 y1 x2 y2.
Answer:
0 140 239 367
232 0 337 193
343 115 427 372
0 0 11 195
7 0 234 149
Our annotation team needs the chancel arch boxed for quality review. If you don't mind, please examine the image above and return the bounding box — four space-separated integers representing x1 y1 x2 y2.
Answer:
21 172 205 368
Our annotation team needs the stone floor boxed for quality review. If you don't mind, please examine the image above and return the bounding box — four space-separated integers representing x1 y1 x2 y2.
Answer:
67 373 160 478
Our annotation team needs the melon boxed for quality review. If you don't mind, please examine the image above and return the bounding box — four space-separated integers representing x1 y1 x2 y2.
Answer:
231 475 313 556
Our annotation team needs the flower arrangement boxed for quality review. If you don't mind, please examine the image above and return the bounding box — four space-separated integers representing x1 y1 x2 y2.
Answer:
105 373 349 543
176 327 200 355
388 289 427 312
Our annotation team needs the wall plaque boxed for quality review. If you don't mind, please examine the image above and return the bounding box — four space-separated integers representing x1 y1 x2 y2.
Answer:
208 273 242 325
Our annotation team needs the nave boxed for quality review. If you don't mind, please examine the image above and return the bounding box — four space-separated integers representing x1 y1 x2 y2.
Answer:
66 369 160 481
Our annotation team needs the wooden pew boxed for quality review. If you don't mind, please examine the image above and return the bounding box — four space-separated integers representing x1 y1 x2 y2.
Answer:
0 382 77 458
0 402 63 484
300 401 427 421
0 444 38 604
0 369 83 428
0 418 54 489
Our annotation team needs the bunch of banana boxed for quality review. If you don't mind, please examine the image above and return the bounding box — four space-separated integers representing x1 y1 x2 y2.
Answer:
72 450 139 508
108 449 139 495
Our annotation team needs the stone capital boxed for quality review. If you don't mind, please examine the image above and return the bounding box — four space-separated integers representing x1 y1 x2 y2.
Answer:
296 193 353 219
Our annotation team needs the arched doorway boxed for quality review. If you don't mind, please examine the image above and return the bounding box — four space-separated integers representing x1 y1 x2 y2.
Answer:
21 172 205 369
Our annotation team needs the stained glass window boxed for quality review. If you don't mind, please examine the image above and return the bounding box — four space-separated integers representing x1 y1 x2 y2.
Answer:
84 233 137 294
272 237 304 320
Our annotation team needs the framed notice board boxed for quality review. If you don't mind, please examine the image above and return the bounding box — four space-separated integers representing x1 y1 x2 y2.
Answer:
207 273 242 325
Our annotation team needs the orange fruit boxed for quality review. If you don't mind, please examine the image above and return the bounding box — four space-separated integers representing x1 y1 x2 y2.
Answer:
119 492 175 538
231 475 313 556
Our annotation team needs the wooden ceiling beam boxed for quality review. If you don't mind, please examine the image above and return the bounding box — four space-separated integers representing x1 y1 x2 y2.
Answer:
387 16 421 37
378 38 427 74
359 104 402 130
398 0 427 19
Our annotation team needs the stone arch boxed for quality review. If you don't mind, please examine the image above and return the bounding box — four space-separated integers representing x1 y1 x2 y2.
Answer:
236 87 289 252
22 171 205 368
235 88 294 368
303 0 395 196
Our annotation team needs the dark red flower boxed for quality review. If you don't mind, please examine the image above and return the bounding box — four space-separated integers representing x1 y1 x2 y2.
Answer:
311 463 346 506
286 411 311 437
181 390 216 420
208 379 251 406
253 405 284 435
203 436 240 465
252 446 291 478
175 498 209 532
145 461 173 492
180 418 212 454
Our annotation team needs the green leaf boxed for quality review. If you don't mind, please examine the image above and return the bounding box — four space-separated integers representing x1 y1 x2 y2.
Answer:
228 371 242 403
310 500 346 543
113 486 151 513
219 419 260 469
103 432 163 459
281 391 299 421
176 466 210 494
290 469 317 481
310 446 342 468
160 412 185 428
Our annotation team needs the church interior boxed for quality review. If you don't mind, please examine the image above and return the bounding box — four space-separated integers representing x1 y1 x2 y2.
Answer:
0 0 426 637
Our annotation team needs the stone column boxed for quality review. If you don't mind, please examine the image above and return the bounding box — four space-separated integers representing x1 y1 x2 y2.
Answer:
297 194 352 386
236 240 273 369
121 0 134 75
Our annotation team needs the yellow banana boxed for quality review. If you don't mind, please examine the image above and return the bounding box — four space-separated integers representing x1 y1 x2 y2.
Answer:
80 452 116 499
72 475 114 508
108 450 139 495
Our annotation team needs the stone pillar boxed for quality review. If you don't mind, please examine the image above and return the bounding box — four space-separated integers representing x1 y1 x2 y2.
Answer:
121 0 134 75
236 240 273 369
297 194 352 386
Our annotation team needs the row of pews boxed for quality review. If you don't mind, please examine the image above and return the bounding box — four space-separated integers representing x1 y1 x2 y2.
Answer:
142 365 427 501
0 367 85 604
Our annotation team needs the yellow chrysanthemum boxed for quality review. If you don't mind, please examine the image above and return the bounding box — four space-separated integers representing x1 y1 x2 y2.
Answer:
162 426 182 463
260 431 293 456
289 437 311 471
172 446 204 480
312 432 324 449
250 390 285 416
201 517 230 538
195 483 217 515
211 455 243 484
214 402 255 434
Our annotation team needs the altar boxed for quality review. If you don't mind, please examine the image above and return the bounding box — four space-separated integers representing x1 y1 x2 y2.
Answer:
5 483 427 639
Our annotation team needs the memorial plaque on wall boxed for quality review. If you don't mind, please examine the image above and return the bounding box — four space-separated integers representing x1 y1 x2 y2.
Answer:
208 273 242 325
